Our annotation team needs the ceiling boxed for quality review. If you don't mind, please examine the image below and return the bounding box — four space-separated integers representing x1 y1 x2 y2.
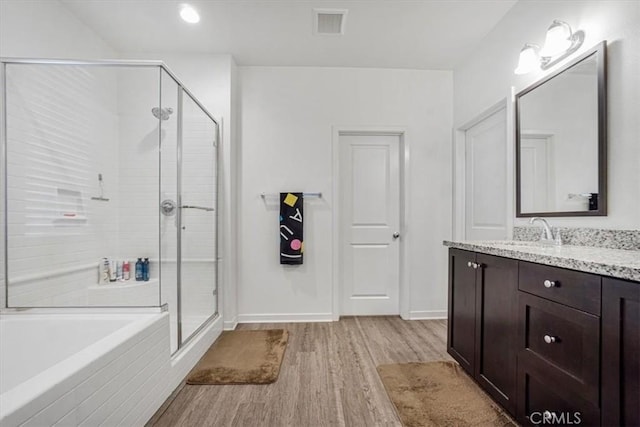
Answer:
61 0 518 70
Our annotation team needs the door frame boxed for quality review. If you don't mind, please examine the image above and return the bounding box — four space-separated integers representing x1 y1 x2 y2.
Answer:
331 126 410 320
453 97 513 241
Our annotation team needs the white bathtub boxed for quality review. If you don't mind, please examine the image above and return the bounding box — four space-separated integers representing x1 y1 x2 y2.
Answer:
0 312 170 426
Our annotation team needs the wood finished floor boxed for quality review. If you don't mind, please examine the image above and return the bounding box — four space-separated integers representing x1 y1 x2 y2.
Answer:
149 317 452 427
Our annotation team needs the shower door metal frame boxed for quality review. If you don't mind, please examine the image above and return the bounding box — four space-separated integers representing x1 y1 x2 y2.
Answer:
175 88 221 349
0 58 220 345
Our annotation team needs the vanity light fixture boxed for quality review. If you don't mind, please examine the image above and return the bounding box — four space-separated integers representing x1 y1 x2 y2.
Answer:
514 20 585 75
514 44 541 75
180 4 200 24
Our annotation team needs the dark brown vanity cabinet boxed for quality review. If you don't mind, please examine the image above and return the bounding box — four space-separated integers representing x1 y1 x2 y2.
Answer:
447 249 518 415
602 277 640 426
447 248 640 426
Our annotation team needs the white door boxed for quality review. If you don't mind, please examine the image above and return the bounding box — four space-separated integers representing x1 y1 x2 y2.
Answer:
520 134 555 213
339 134 400 315
464 109 508 240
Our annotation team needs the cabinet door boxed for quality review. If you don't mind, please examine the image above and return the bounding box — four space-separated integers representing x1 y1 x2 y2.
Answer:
602 278 640 426
475 254 518 414
447 249 477 374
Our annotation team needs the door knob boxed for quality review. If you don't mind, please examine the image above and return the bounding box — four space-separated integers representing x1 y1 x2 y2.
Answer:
393 232 400 239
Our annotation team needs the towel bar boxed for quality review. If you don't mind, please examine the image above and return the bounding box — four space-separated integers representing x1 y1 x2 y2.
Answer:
260 192 322 199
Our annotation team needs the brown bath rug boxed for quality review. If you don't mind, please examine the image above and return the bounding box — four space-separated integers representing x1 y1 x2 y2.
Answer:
187 329 289 385
377 361 516 427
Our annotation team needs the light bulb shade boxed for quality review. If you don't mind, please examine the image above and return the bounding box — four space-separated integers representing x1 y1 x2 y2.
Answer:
514 44 540 75
540 20 572 57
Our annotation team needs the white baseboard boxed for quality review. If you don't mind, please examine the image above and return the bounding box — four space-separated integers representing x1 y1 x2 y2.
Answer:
223 318 238 330
237 313 334 323
408 310 448 320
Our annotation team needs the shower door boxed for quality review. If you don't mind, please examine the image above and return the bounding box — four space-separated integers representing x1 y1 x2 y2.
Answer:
159 70 218 352
177 91 218 345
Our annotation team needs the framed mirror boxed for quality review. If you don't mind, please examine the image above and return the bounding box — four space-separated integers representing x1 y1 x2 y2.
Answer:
516 41 606 217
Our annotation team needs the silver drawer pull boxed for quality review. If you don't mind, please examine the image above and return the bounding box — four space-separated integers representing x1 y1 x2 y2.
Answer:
543 279 556 288
468 261 473 268
544 335 557 344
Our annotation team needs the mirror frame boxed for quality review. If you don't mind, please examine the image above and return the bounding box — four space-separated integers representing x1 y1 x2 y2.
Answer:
516 41 607 217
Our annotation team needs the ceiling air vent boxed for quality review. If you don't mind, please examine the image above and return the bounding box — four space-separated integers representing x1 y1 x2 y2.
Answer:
314 9 348 35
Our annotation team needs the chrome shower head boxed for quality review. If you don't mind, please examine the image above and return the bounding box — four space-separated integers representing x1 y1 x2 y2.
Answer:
152 107 173 121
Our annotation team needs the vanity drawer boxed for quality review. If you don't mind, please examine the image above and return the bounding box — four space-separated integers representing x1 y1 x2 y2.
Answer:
517 357 601 426
518 292 600 404
519 261 601 315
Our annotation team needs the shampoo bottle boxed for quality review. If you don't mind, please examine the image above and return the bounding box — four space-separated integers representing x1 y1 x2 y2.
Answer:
143 258 150 282
135 258 143 281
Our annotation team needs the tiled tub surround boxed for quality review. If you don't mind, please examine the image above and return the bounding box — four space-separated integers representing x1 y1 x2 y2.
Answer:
513 226 640 251
443 239 640 283
0 313 169 426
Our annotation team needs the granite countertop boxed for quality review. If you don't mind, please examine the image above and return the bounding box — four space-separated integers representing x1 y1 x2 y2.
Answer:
443 240 640 283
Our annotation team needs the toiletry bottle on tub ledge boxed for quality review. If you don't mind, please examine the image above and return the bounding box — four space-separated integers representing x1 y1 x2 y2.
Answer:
109 260 117 282
99 258 109 284
135 258 144 281
123 261 130 280
143 258 150 281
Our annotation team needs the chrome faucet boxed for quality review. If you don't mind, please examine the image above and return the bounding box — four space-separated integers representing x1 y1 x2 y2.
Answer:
529 217 554 243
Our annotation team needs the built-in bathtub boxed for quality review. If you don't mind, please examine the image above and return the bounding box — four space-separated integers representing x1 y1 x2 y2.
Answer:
0 313 170 426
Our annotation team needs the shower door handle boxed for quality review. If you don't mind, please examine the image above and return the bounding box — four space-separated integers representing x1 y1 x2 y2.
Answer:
181 205 215 212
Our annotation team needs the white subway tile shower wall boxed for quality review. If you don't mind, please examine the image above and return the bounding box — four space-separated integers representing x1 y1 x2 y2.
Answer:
5 65 120 307
4 64 162 308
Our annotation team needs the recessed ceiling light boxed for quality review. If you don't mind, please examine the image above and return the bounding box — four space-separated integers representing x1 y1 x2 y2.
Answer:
180 4 200 24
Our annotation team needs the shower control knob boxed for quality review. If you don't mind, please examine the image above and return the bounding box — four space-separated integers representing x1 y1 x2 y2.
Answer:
161 199 177 216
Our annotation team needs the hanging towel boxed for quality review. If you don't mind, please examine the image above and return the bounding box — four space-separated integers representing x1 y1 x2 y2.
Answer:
280 192 303 265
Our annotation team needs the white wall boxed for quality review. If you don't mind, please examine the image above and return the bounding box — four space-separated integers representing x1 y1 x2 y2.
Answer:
0 0 116 59
238 67 453 321
454 0 640 229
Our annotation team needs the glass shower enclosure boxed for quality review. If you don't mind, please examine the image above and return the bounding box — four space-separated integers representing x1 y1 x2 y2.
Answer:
0 59 219 353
